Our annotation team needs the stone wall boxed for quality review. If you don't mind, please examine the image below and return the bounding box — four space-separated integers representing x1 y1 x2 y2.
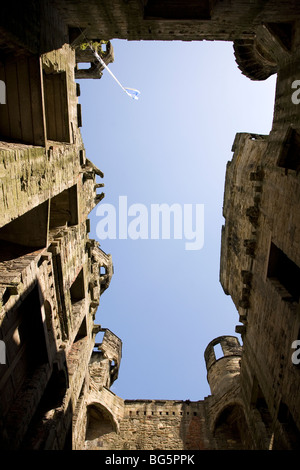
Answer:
220 30 300 446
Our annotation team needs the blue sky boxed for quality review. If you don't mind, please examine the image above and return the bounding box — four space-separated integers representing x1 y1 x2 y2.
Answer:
79 39 276 401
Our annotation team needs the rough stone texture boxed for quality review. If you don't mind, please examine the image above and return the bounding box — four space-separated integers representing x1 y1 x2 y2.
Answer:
0 0 300 451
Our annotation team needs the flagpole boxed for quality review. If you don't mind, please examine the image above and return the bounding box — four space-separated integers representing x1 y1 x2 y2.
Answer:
92 48 140 100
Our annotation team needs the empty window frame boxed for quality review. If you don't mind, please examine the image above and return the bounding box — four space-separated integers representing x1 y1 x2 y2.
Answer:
0 200 49 255
214 342 223 360
70 268 85 304
0 285 48 414
277 402 300 449
0 56 46 145
250 377 273 437
266 22 294 52
74 315 87 342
